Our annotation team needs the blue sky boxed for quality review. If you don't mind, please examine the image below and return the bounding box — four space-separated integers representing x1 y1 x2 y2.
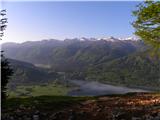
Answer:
1 1 140 43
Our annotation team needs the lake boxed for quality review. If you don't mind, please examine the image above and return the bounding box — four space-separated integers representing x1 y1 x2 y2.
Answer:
67 80 150 96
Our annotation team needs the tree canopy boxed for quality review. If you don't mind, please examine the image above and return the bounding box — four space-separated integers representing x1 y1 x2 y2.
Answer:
132 1 160 55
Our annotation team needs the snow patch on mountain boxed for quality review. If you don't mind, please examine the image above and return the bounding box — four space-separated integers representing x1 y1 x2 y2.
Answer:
118 36 140 41
78 36 140 42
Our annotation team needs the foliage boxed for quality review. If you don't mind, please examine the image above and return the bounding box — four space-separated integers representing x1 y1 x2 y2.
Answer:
1 51 13 100
132 1 160 55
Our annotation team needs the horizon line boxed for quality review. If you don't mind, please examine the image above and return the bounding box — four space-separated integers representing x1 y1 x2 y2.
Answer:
1 35 139 44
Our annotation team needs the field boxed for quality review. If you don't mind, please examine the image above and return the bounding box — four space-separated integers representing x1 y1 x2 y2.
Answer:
7 83 70 98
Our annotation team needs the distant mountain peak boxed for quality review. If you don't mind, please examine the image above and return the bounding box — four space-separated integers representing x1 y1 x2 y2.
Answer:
118 36 140 41
79 37 88 41
69 36 140 42
100 36 118 41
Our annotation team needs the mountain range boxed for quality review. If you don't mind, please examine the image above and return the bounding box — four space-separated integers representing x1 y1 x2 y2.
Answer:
2 37 145 71
2 37 160 90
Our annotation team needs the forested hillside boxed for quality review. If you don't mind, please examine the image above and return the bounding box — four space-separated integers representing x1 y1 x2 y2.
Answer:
8 59 59 87
2 38 145 71
85 52 160 90
3 38 160 91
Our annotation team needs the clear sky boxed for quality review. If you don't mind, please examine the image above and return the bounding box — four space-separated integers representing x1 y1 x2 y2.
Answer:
1 1 141 43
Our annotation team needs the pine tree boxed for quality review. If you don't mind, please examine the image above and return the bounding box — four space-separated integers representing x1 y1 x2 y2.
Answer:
1 51 13 101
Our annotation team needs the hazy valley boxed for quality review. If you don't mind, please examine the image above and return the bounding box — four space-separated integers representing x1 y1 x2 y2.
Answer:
2 37 160 97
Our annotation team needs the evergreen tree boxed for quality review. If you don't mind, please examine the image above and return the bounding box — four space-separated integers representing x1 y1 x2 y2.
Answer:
1 51 13 101
1 9 13 101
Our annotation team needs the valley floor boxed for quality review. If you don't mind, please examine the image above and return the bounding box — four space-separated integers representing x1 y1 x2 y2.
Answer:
2 93 160 120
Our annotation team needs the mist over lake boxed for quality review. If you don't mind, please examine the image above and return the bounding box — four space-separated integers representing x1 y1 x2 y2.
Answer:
68 80 149 96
